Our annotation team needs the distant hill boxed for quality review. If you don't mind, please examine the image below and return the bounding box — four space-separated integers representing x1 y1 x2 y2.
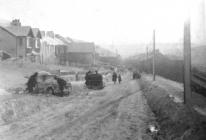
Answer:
116 43 183 58
124 50 183 82
124 45 206 83
192 45 206 67
95 46 117 57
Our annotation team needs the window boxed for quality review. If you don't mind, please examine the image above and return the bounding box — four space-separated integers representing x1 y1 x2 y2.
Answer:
27 37 32 48
19 38 23 46
36 39 41 48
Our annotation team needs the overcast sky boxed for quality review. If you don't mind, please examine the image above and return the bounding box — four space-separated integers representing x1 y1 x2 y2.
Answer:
0 0 203 53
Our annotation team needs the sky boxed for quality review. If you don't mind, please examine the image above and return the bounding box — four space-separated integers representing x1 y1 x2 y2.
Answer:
0 0 204 55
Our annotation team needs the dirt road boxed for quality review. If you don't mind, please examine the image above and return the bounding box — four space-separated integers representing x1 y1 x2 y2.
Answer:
0 80 154 140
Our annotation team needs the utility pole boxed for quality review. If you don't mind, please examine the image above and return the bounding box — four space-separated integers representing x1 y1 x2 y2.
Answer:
183 18 192 105
146 46 149 73
153 30 156 81
93 44 96 66
200 0 206 44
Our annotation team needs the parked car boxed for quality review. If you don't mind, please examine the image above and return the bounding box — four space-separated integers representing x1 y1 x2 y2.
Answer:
28 71 72 96
133 71 141 79
85 71 105 90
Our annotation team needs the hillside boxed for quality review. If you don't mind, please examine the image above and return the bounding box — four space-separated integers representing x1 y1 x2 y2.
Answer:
124 50 184 82
192 45 206 67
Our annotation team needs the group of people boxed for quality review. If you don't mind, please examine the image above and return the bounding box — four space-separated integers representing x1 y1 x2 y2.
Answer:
112 72 122 84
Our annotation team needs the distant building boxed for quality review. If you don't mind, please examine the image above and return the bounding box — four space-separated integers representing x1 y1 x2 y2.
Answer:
53 37 96 66
67 41 95 66
29 28 42 62
0 19 35 59
40 31 68 64
40 31 56 64
55 34 72 65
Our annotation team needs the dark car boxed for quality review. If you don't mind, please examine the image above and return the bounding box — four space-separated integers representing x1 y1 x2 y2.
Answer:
85 71 105 90
28 71 72 96
133 71 141 79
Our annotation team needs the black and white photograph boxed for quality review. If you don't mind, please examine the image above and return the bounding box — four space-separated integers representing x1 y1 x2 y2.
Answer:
0 0 206 139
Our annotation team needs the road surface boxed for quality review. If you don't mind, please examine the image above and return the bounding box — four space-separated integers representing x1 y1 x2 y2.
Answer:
0 80 154 140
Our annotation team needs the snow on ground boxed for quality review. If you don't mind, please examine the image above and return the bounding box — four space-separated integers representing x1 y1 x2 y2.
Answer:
140 74 206 139
142 74 206 117
143 74 184 103
0 61 155 139
0 77 155 140
0 61 84 90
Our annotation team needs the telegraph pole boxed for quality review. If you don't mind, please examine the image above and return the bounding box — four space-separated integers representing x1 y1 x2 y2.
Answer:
93 45 96 66
146 46 149 61
183 18 192 105
146 46 149 73
153 30 156 81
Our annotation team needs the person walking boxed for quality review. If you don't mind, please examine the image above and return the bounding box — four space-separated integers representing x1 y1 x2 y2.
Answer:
75 72 79 81
112 72 117 84
118 74 122 84
26 72 38 93
54 76 67 97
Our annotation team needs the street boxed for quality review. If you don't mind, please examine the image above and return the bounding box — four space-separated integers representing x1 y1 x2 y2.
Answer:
0 80 154 140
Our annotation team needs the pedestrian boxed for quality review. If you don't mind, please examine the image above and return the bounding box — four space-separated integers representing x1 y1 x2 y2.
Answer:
118 74 122 84
112 71 117 84
75 72 79 81
26 72 38 93
54 76 66 97
85 70 91 86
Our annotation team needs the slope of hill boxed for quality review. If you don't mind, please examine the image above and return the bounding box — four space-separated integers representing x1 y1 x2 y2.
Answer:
95 46 117 57
124 50 183 82
192 46 206 67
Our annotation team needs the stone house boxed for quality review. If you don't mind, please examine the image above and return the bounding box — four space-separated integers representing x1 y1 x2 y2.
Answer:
0 19 34 59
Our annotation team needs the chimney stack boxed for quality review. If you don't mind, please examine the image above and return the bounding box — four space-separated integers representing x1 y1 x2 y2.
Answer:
10 19 21 26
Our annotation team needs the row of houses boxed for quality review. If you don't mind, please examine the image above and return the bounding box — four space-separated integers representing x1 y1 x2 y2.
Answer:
0 19 96 65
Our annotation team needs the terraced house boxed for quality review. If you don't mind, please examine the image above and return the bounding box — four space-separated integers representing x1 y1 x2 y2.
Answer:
0 19 42 62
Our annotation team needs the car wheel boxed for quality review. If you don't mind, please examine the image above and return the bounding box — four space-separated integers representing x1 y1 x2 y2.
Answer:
47 87 54 95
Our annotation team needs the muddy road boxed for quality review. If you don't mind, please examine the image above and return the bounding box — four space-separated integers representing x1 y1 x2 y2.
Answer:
0 80 155 140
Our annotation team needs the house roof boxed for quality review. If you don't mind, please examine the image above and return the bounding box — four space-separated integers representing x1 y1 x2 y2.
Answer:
54 38 65 45
66 37 73 42
67 43 95 53
55 34 72 45
0 26 34 37
42 36 66 46
32 28 42 38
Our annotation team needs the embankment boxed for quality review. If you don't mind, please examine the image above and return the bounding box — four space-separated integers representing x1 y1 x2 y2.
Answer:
139 76 206 140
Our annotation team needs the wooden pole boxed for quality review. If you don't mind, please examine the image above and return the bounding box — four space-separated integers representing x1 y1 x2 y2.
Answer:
146 46 149 73
183 18 192 105
153 30 156 81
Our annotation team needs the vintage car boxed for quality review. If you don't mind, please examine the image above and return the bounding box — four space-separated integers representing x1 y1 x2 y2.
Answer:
133 71 141 79
85 71 105 90
30 71 72 96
